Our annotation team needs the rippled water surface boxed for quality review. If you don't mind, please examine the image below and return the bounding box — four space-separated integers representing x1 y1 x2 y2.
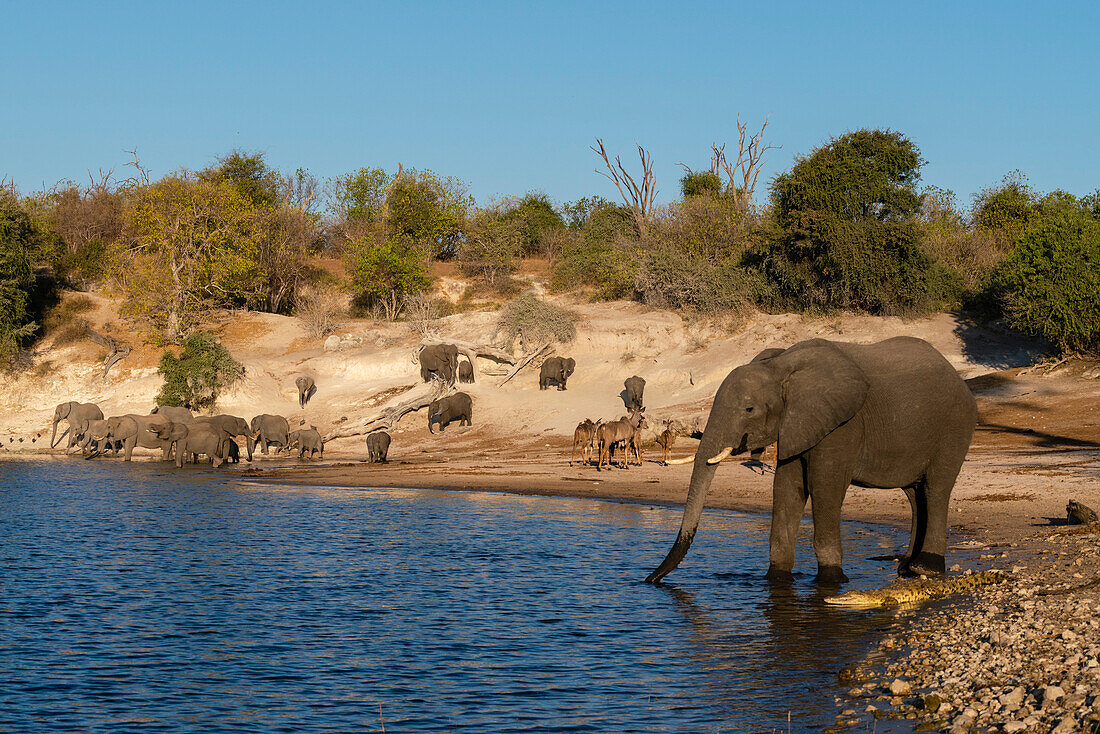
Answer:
1 459 908 732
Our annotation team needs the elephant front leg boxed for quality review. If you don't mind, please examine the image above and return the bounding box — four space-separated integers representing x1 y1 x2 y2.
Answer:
767 458 807 581
806 451 857 584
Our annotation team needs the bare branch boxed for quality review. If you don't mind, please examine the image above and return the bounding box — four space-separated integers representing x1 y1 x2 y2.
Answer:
591 138 657 236
714 115 781 212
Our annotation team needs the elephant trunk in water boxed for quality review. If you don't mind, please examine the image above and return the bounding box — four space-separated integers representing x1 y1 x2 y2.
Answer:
645 429 729 584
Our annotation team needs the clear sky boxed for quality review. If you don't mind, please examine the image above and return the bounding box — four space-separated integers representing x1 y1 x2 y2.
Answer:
2 1 1097 210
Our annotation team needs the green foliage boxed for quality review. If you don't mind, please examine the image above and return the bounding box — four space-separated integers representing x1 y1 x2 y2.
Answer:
0 193 46 366
459 208 525 286
156 332 244 412
203 150 280 209
769 129 949 315
972 171 1036 233
635 247 763 316
992 200 1100 354
344 237 431 320
384 169 471 258
497 192 566 256
495 291 577 347
330 167 392 223
680 170 724 198
551 237 638 300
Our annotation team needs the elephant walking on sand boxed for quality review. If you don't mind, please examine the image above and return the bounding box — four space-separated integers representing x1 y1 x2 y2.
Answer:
647 337 977 585
251 414 291 454
539 357 575 391
428 393 472 433
296 376 316 408
420 344 459 385
366 431 391 463
51 402 104 449
288 427 324 459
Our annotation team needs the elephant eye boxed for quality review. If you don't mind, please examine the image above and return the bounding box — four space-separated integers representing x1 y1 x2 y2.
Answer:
745 406 754 413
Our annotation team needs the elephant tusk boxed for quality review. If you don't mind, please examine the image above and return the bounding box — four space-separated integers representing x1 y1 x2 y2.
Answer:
706 446 735 464
664 455 695 465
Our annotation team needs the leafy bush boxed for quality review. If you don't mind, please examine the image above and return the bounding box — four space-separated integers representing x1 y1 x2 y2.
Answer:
0 193 46 367
497 192 566 256
971 171 1037 234
680 170 723 198
459 208 524 286
495 292 577 348
769 129 951 315
992 203 1100 354
345 236 431 320
551 236 638 300
635 247 763 316
156 332 244 412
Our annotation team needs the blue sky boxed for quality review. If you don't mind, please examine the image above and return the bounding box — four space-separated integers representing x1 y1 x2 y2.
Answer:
2 1 1097 210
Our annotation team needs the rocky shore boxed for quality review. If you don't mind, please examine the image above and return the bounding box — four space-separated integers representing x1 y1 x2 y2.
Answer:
834 521 1100 733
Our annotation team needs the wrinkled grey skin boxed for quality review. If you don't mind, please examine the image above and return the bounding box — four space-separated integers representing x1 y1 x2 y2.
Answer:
251 414 290 454
76 418 121 456
539 357 576 390
91 415 173 461
288 428 324 459
420 344 459 385
597 409 647 471
457 360 474 384
428 392 472 433
296 376 316 408
150 405 194 423
51 401 104 449
366 431 391 463
150 420 226 468
193 414 254 461
624 375 646 411
646 337 978 586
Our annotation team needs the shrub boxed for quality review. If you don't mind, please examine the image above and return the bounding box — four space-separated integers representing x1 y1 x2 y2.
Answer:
459 209 524 286
295 284 345 339
0 194 44 367
680 170 723 198
156 332 244 412
992 204 1100 354
43 295 95 346
345 236 431 320
495 292 577 348
635 247 763 317
551 236 638 300
971 171 1037 234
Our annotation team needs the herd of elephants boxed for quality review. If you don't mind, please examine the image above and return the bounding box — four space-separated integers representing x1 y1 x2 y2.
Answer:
40 336 980 584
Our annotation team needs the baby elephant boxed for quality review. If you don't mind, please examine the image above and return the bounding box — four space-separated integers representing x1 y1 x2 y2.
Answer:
296 376 316 408
288 427 324 459
366 431 391 463
428 392 473 434
458 360 474 384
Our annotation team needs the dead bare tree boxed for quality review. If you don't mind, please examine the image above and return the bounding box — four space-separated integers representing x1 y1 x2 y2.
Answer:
712 115 781 213
591 139 657 236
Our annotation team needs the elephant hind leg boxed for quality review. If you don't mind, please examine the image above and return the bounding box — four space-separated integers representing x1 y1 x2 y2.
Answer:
902 446 966 576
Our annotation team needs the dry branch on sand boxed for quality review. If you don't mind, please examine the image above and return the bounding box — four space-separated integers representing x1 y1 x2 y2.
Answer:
325 380 453 440
499 343 553 386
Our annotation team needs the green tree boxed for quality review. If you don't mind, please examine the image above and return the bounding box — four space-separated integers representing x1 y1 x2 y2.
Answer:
345 236 431 320
460 208 525 286
769 129 950 314
203 150 280 209
498 192 566 256
156 332 244 411
0 192 54 366
329 167 392 224
971 171 1037 234
680 170 724 198
384 169 470 258
993 199 1100 354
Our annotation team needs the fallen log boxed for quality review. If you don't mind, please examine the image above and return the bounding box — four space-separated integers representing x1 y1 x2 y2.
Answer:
499 343 553 386
86 327 132 378
325 380 453 440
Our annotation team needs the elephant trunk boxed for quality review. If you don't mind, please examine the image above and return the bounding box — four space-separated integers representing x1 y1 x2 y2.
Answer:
50 416 61 449
645 430 726 584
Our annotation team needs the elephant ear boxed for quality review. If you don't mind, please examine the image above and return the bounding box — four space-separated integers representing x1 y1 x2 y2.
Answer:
772 340 869 460
751 347 786 363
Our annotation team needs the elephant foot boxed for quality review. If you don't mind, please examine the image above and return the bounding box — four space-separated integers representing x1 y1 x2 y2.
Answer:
765 565 794 583
899 552 945 577
815 565 849 584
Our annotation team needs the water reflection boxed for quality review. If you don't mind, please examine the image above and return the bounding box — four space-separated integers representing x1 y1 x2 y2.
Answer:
1 459 905 733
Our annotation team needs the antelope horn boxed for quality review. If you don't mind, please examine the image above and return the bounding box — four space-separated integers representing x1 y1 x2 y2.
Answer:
664 455 695 465
706 446 735 464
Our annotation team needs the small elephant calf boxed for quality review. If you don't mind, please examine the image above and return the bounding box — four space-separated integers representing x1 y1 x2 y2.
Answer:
366 431 391 463
458 360 474 383
288 427 324 459
428 392 472 434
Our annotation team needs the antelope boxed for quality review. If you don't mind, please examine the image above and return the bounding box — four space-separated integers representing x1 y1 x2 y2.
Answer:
570 418 602 466
597 409 647 471
657 420 677 464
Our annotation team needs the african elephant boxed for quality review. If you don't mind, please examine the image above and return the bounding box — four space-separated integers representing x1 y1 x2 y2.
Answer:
193 414 254 461
624 375 646 411
539 357 575 390
646 337 978 585
77 419 121 456
420 344 459 385
50 401 104 449
458 360 474 384
251 414 290 454
366 431 391 463
91 415 174 461
428 392 472 433
288 428 324 459
149 420 227 468
150 405 194 423
295 376 316 408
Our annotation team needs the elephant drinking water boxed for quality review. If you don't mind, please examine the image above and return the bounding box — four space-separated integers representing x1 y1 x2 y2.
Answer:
647 337 977 585
51 401 104 449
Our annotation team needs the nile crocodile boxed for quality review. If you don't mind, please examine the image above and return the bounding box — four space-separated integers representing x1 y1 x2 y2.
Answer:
825 571 1007 608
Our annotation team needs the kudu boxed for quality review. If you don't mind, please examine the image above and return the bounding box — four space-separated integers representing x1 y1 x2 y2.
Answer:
597 409 647 471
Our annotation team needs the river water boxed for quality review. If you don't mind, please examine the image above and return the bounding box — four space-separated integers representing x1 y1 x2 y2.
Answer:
1 459 908 732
